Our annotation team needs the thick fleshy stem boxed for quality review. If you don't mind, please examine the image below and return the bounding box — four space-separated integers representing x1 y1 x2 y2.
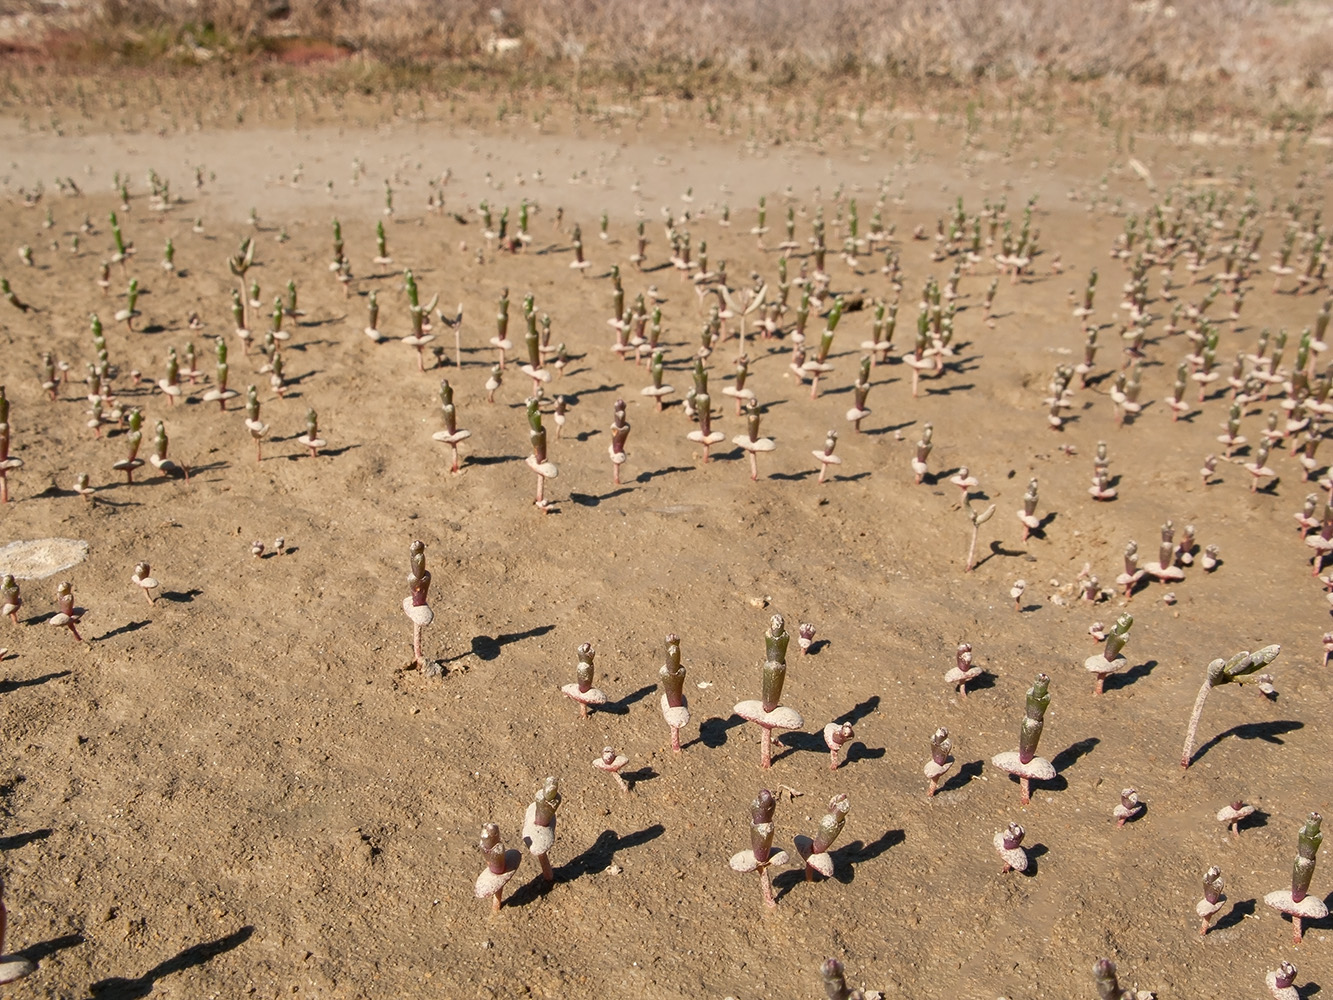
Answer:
750 790 779 906
659 633 688 751
609 399 630 484
1015 673 1051 804
1292 812 1322 904
1199 866 1224 935
803 794 849 880
478 824 513 913
407 540 431 668
528 777 561 881
0 575 19 625
54 580 81 641
758 614 791 768
928 727 952 795
1181 644 1281 768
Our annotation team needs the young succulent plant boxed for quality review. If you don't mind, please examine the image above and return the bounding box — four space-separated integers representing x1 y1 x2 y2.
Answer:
0 387 22 503
522 777 562 882
964 498 997 572
659 633 690 752
1017 477 1040 541
592 747 630 792
911 423 933 484
402 540 433 669
243 386 267 464
1113 788 1143 827
608 399 630 484
995 822 1028 873
925 727 954 796
732 399 776 481
811 430 842 483
431 380 471 473
1197 866 1225 935
729 788 788 908
640 350 674 410
1264 812 1326 944
1181 644 1281 768
796 794 849 881
131 562 158 604
1094 958 1154 1000
525 397 558 511
1268 962 1299 1000
1218 801 1257 839
1 575 20 624
0 874 36 985
820 958 866 1000
475 823 521 913
1085 613 1133 694
296 409 326 458
561 643 607 717
823 721 854 771
945 642 983 696
734 615 804 769
992 673 1055 805
49 581 82 641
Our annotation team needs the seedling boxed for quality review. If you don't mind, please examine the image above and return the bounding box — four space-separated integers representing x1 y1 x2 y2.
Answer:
729 788 787 908
641 351 674 410
431 381 471 473
608 400 630 484
991 673 1055 805
131 562 158 604
402 540 433 669
1089 441 1117 500
963 498 996 572
525 397 558 511
795 793 849 880
1181 644 1281 768
1268 962 1299 1000
686 381 725 462
1143 521 1185 582
592 747 630 792
945 642 982 696
722 354 755 415
297 409 326 458
1016 478 1040 541
1 575 20 623
808 430 843 483
1 277 30 312
659 633 691 752
846 356 872 431
1264 812 1326 943
925 727 954 796
243 386 268 463
1217 800 1257 839
1085 613 1133 694
820 958 865 1000
561 643 607 717
823 722 854 771
1114 788 1143 827
912 423 933 484
0 386 21 502
364 290 382 342
522 777 562 881
1093 957 1154 999
734 614 804 769
797 622 816 655
49 580 82 641
1010 580 1026 610
1197 866 1225 934
995 822 1028 873
475 824 521 913
401 270 438 372
113 408 145 483
732 399 775 481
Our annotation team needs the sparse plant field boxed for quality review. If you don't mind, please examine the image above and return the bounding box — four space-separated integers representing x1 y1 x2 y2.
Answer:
0 47 1331 999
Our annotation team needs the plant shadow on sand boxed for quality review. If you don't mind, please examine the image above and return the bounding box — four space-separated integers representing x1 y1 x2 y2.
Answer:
773 828 906 897
508 825 667 906
89 926 254 999
1189 720 1303 768
458 624 556 662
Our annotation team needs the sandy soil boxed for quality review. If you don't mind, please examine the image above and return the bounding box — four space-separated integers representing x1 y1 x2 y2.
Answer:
0 83 1331 999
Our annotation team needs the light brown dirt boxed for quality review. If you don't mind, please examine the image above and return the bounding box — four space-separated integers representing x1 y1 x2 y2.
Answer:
0 85 1330 1000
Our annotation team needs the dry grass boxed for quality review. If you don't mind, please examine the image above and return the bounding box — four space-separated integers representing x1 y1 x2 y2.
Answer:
0 0 1331 110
